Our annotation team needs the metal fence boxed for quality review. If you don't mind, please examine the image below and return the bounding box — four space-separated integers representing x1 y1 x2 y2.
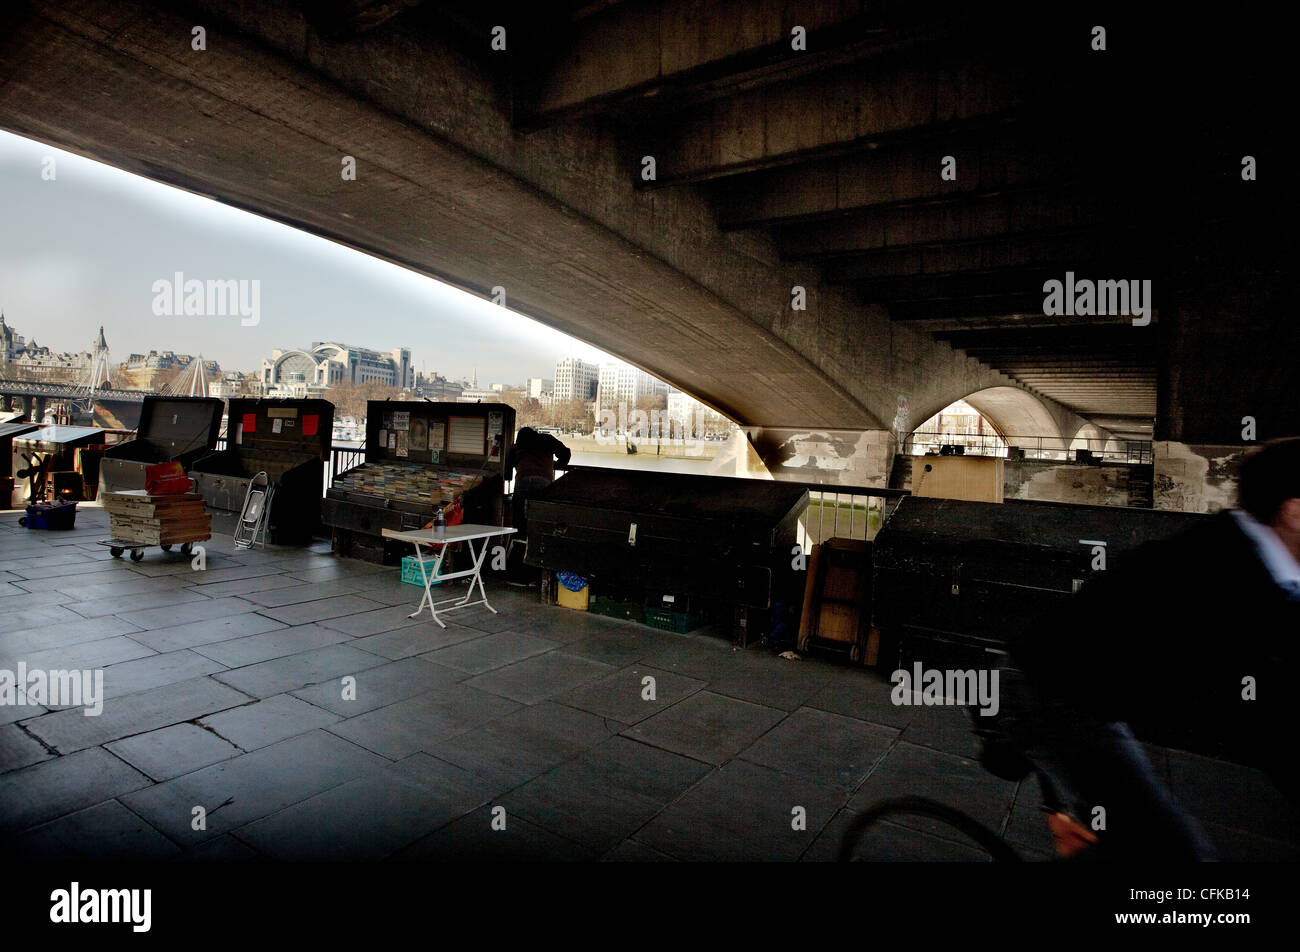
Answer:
203 433 1152 553
796 486 909 548
208 440 909 549
209 437 366 498
907 430 1153 464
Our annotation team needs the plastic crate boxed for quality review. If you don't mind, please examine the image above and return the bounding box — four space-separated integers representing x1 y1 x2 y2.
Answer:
645 605 705 633
22 501 78 530
589 594 642 622
645 591 691 613
401 555 444 586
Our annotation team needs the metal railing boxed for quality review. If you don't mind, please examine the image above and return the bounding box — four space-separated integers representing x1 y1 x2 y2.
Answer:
206 441 908 548
796 485 909 548
209 437 365 497
907 430 1153 464
540 465 905 547
326 445 366 489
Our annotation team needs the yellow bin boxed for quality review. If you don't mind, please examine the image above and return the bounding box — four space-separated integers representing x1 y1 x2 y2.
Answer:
556 581 589 610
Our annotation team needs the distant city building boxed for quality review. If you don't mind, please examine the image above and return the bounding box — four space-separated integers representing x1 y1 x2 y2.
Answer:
526 377 552 399
457 387 505 403
208 371 263 400
121 350 221 391
910 399 1003 455
0 313 26 363
413 371 464 401
0 314 111 384
553 357 598 403
261 341 413 397
597 364 667 409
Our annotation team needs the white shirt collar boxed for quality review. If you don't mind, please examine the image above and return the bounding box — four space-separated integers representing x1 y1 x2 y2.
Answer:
1229 508 1300 591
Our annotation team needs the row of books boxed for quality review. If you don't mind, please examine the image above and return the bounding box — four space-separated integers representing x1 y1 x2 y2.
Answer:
332 463 481 504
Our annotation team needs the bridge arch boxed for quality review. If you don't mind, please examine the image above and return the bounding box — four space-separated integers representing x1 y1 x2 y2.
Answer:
905 386 1071 457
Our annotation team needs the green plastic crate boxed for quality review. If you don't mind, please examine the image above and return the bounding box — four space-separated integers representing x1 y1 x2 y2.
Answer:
644 606 705 633
401 555 444 587
589 594 642 621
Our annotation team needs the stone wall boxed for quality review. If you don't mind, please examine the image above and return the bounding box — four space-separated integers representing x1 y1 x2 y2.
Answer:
1004 460 1152 508
891 454 1154 508
1152 441 1245 513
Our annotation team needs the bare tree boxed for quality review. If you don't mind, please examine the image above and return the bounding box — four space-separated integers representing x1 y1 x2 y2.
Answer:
325 380 403 420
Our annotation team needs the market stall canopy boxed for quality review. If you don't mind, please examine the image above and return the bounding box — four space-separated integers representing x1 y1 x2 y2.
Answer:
14 426 126 449
0 421 41 440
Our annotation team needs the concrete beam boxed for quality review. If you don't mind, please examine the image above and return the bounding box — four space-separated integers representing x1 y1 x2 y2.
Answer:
783 231 1121 280
715 122 1095 228
515 0 970 127
776 187 1126 257
0 0 1021 436
0 1 861 428
631 37 1089 187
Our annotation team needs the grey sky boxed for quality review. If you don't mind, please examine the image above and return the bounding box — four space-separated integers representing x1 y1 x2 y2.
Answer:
0 129 616 384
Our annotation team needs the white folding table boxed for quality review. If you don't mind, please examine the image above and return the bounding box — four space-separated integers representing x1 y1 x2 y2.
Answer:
383 524 517 628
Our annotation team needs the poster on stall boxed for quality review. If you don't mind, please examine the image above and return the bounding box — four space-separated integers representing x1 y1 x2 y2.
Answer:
409 417 428 452
396 432 409 457
487 411 504 459
377 429 387 449
392 411 410 431
429 422 446 452
388 431 397 451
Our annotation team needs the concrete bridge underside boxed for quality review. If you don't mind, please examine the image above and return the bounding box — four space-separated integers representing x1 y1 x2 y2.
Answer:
1 1 1294 500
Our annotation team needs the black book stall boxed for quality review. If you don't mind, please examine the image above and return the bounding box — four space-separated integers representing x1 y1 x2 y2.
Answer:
870 495 1205 671
98 396 224 495
524 469 807 645
322 401 514 564
191 398 335 545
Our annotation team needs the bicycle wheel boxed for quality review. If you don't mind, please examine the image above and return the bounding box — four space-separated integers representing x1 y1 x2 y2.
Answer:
837 796 1022 862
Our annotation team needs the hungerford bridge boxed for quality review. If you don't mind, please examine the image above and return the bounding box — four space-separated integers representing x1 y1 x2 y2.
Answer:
1 341 213 428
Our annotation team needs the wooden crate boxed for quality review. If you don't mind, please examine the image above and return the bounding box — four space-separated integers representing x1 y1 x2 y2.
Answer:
798 538 875 664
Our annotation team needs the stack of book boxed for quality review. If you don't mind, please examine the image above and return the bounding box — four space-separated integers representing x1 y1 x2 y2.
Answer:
101 490 211 546
333 464 481 505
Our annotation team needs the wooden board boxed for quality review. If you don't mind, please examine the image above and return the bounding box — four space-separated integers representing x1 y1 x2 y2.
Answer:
796 543 822 653
102 494 203 502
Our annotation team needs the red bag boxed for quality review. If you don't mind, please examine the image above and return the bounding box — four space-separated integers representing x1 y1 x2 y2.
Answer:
144 461 192 495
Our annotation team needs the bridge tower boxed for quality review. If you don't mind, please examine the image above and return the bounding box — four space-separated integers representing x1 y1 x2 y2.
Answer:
74 325 112 413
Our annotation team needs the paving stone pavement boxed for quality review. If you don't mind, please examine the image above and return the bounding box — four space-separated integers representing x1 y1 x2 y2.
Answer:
1 505 1297 862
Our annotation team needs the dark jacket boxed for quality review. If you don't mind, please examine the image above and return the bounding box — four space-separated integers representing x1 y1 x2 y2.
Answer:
1012 510 1300 802
507 429 571 483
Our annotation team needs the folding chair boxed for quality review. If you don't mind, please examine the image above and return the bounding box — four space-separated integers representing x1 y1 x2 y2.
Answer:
234 471 274 549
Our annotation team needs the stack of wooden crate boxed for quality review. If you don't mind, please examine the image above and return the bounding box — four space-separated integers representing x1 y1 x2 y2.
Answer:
101 490 211 546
